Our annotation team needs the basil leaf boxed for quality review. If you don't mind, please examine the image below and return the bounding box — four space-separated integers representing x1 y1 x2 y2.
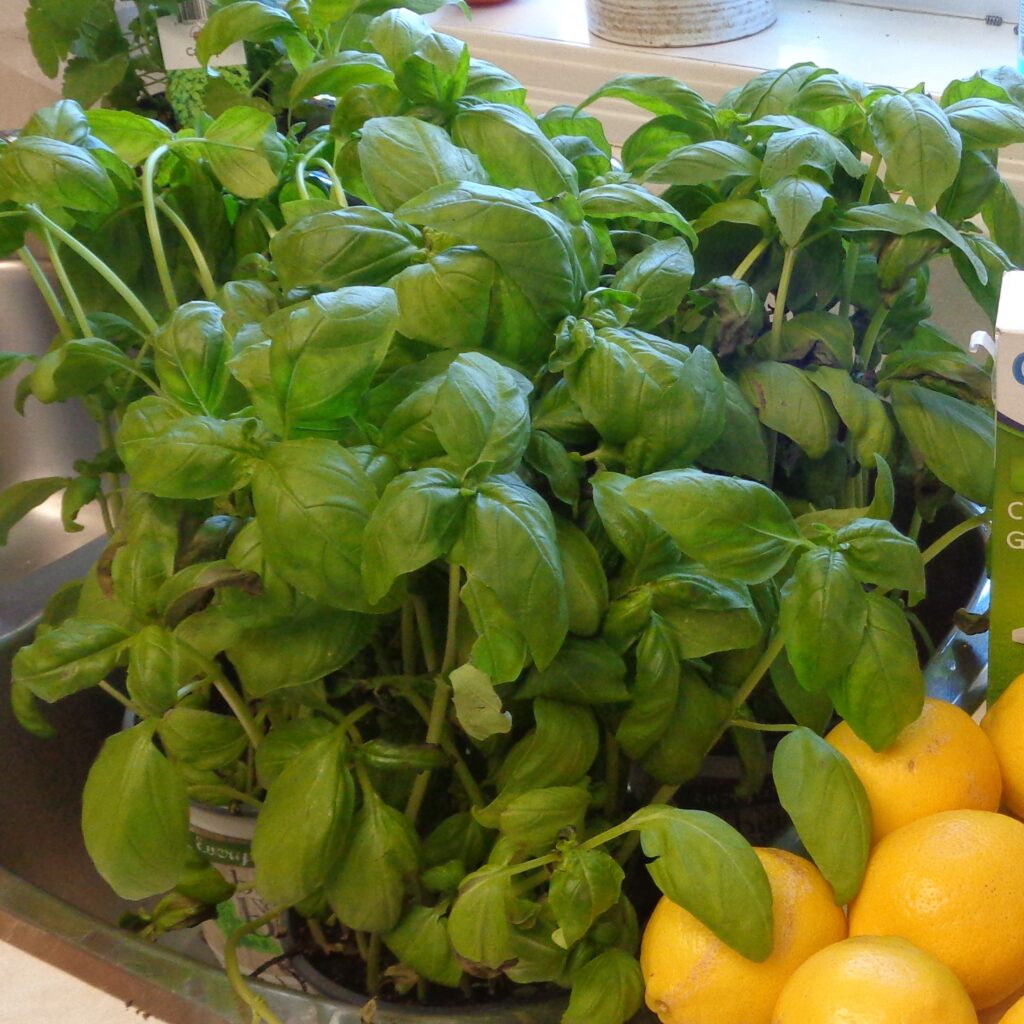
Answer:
764 175 830 248
255 719 334 789
624 469 803 583
616 617 679 759
454 476 568 669
126 625 191 717
699 377 771 483
780 548 867 691
890 381 994 505
643 140 761 186
252 726 356 907
159 708 247 771
554 519 608 637
197 1 305 65
327 786 419 933
625 805 773 961
497 786 590 853
452 102 578 199
384 904 462 988
549 847 623 949
771 650 834 733
580 183 696 247
518 637 628 705
0 135 116 213
447 866 516 971
10 679 56 739
740 361 838 459
118 398 262 500
578 74 718 139
85 109 173 165
202 107 286 199
432 353 531 478
450 663 513 742
290 50 394 104
29 337 133 404
868 92 961 209
362 468 467 603
809 366 894 465
0 476 68 545
563 949 643 1024
610 237 694 330
461 576 529 684
835 518 926 592
270 208 422 292
13 617 131 702
252 439 381 612
828 593 924 752
773 727 872 904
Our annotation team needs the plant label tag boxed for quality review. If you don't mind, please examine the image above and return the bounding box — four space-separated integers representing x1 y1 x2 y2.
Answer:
156 2 246 71
987 268 1024 702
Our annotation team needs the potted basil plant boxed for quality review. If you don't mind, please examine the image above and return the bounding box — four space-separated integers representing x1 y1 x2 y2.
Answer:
2 12 1017 1024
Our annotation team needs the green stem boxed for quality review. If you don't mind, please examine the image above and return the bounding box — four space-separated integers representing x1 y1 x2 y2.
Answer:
225 910 287 1024
401 600 418 676
29 206 159 334
727 719 799 733
404 677 450 823
909 508 923 543
770 247 797 353
294 139 329 202
98 680 139 715
441 563 462 675
19 247 73 341
838 152 882 319
213 674 264 751
366 933 382 996
96 490 115 535
309 158 347 206
732 236 771 280
155 197 217 299
404 689 485 807
188 784 262 808
412 594 439 673
99 417 123 524
858 304 888 369
142 145 178 309
920 512 988 567
42 229 90 337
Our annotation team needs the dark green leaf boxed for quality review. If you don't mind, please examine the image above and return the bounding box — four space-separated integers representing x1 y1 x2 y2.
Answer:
615 617 678 759
643 140 761 186
579 183 696 246
554 519 608 636
610 238 694 330
563 949 643 1024
155 303 239 417
773 727 871 904
497 786 590 853
764 175 830 248
461 576 529 684
699 378 771 482
29 336 133 404
945 97 1024 148
740 362 838 459
518 637 628 705
771 651 834 733
550 848 623 949
808 367 893 465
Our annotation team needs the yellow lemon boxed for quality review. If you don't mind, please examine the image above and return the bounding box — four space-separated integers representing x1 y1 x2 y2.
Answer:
826 696 1002 843
848 809 1024 1009
641 847 847 1024
982 673 1024 818
1000 993 1024 1024
771 935 977 1023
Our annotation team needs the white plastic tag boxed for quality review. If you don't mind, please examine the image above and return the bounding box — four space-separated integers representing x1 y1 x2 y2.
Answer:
156 1 246 71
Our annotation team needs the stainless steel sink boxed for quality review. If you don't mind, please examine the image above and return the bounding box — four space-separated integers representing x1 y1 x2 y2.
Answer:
0 255 994 1023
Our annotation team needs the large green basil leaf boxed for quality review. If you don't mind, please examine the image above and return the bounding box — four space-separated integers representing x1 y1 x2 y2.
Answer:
392 28 469 105
624 470 803 583
29 337 133 404
384 904 462 988
753 119 866 184
564 949 643 1024
453 476 568 669
82 721 190 900
0 476 68 545
890 382 994 505
398 182 584 324
252 726 355 907
158 708 247 771
452 102 577 199
227 604 371 697
127 625 192 717
264 286 399 430
450 663 513 742
834 518 925 593
0 135 116 212
550 848 623 949
615 617 678 759
290 50 394 104
643 140 761 186
779 548 867 691
202 107 286 200
610 238 694 330
362 468 467 603
327 786 418 933
154 302 242 417
497 786 590 853
255 719 334 789
461 577 529 684
447 866 515 971
764 175 830 248
111 494 179 621
579 183 696 246
251 440 381 611
432 353 531 479
118 397 262 499
773 727 871 904
498 699 599 795
777 311 855 369
640 667 731 785
359 115 486 211
13 617 131 702
196 1 305 64
85 109 174 165
699 377 771 482
868 93 961 209
270 208 422 292
391 247 495 350
554 519 608 637
771 649 834 733
828 593 924 752
518 637 628 705
808 366 894 465
625 805 773 961
740 362 838 459
577 74 718 139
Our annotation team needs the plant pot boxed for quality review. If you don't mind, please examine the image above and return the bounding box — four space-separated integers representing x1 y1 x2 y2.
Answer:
585 0 776 47
188 803 313 992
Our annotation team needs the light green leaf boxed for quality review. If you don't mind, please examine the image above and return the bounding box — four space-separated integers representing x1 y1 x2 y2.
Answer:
450 663 512 742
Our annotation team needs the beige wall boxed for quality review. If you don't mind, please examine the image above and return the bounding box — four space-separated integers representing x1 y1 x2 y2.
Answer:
0 1 61 130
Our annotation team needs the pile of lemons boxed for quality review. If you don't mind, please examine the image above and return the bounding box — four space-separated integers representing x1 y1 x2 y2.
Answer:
640 675 1024 1024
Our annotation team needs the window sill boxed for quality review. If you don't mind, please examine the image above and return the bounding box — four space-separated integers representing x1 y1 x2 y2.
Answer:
430 0 1024 188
